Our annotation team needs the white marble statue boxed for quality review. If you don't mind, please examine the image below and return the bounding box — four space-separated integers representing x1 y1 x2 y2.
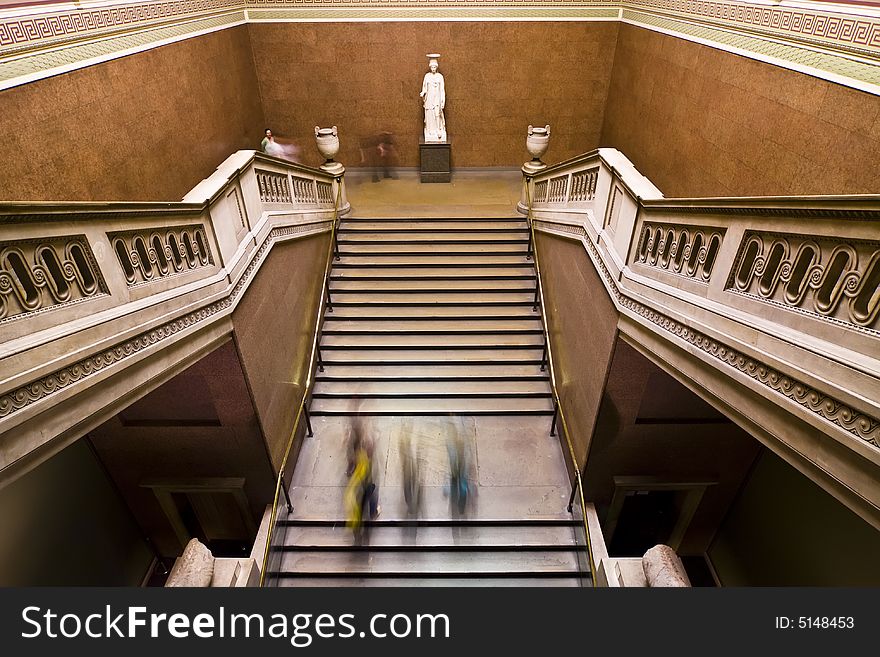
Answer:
420 54 447 142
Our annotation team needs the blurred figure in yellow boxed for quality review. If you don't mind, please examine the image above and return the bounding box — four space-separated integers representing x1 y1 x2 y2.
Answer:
344 433 379 545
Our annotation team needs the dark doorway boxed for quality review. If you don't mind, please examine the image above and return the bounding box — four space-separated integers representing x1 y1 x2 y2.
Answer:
608 489 682 557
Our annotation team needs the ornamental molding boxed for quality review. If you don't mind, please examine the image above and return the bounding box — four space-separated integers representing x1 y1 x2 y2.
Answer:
533 217 880 449
726 229 880 335
0 234 108 323
0 219 330 422
108 224 214 288
0 1 877 94
641 205 880 220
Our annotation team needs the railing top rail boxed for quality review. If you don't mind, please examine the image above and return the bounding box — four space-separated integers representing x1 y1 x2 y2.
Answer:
0 201 206 222
252 151 334 180
186 150 334 205
530 148 663 201
640 194 880 216
529 149 602 178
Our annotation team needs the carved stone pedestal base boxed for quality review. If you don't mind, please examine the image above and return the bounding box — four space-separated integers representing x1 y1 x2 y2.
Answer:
419 140 451 183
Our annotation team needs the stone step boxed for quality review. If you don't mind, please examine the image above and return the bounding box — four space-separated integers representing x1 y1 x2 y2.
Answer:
339 219 526 230
321 348 543 364
275 575 586 587
330 266 535 278
277 549 582 574
319 334 544 348
281 524 577 547
321 319 542 331
334 255 531 266
336 231 529 242
328 291 536 304
308 397 554 414
324 305 539 318
338 243 528 254
329 278 535 291
315 364 547 378
312 380 550 395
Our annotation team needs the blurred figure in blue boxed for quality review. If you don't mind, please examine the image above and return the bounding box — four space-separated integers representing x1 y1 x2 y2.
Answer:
444 416 474 535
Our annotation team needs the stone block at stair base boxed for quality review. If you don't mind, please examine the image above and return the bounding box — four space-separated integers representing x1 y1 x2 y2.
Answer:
420 140 451 183
643 544 691 587
165 538 214 587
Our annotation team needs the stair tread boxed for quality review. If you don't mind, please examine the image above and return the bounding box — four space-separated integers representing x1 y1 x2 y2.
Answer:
321 320 542 331
309 397 554 412
320 335 544 348
329 292 537 303
334 257 532 266
313 381 550 394
282 525 578 546
276 576 585 587
330 282 536 293
331 268 535 278
325 306 540 318
278 551 583 572
316 365 547 377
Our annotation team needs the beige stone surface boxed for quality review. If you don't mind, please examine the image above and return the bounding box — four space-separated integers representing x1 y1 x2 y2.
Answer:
643 544 692 587
165 538 214 587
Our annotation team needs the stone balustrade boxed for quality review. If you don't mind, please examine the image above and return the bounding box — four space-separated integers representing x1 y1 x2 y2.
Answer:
0 150 347 484
525 148 880 530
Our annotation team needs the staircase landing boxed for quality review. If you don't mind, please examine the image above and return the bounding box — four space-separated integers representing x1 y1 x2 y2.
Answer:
274 415 588 586
344 169 522 218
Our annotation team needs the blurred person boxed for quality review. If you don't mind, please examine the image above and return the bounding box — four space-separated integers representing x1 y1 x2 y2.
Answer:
344 432 380 545
444 416 474 522
260 128 301 163
400 427 421 519
359 131 398 182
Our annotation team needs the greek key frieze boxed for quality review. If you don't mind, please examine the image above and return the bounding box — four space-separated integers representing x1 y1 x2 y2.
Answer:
108 225 213 287
547 218 880 449
0 236 107 323
727 231 880 332
0 221 331 421
636 223 724 284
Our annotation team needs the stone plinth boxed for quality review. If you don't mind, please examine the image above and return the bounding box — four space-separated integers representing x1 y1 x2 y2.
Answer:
419 140 451 183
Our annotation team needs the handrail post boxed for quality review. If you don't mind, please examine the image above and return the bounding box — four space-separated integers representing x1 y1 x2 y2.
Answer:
304 405 314 438
282 477 293 514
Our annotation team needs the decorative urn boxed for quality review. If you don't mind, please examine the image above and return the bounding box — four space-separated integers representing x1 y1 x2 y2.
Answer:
524 124 550 173
315 126 344 174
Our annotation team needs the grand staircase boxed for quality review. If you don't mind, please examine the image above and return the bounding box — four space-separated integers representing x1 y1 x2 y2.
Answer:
311 217 555 416
269 216 589 586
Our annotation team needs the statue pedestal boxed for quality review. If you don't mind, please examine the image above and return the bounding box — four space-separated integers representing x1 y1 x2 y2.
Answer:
419 139 451 183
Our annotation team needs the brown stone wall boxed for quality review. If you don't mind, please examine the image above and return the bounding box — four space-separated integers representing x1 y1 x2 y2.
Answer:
0 26 264 201
89 340 276 559
535 232 619 471
601 24 880 197
248 22 618 169
584 340 761 555
232 233 330 471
